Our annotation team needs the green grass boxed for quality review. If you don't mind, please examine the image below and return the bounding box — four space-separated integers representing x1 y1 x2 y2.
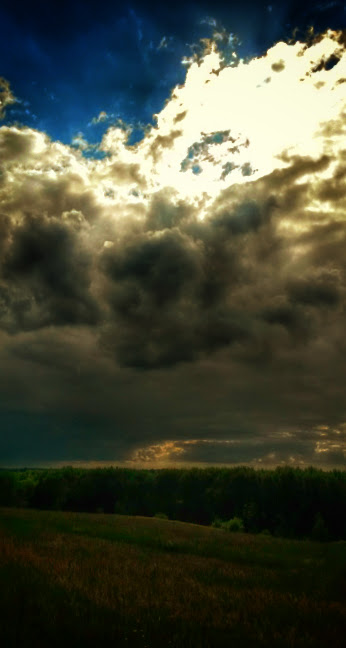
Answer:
0 507 345 647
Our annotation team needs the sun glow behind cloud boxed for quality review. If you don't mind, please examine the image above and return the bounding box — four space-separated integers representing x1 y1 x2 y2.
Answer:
94 29 346 213
49 27 345 245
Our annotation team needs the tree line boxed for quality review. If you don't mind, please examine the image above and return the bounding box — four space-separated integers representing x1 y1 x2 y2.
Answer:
0 465 345 541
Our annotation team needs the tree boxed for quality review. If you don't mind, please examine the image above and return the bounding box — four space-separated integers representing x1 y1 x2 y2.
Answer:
221 516 244 532
0 472 17 506
311 513 329 542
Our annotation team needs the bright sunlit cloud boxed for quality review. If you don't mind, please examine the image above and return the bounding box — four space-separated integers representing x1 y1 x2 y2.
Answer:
119 30 345 209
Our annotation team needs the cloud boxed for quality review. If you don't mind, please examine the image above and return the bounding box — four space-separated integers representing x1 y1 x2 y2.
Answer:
1 214 100 331
0 30 345 465
90 111 108 124
271 59 285 72
0 77 17 119
71 132 96 151
126 427 346 468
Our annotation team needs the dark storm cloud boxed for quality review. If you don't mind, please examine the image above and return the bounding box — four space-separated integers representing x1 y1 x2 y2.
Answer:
0 25 345 466
212 197 275 235
0 215 99 332
146 190 193 231
2 123 345 375
90 149 346 373
99 195 271 368
287 269 342 308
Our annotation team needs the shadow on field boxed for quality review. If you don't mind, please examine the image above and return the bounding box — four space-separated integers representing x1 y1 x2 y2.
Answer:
0 561 251 648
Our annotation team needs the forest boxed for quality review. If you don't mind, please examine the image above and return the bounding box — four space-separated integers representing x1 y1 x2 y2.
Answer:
1 465 345 541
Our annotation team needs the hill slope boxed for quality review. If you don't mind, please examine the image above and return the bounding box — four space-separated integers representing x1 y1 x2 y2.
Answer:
0 507 345 647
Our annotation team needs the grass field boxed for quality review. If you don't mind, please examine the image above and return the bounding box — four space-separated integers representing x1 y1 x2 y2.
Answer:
0 508 345 647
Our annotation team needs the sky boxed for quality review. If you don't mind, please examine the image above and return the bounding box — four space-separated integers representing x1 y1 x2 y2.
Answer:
0 1 346 469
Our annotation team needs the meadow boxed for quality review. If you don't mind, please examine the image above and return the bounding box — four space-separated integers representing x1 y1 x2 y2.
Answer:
0 507 345 647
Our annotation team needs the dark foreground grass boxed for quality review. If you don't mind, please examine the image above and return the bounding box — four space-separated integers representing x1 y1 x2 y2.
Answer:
0 508 345 647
